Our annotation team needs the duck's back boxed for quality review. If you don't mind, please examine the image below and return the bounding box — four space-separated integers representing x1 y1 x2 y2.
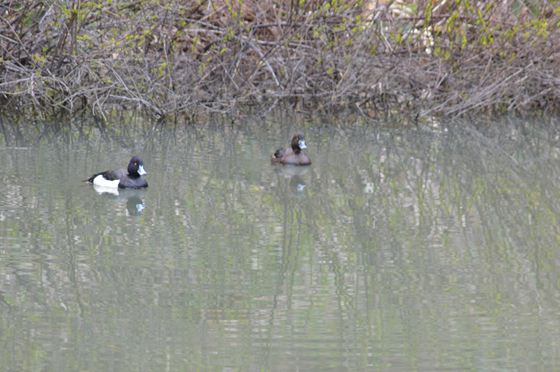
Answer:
87 168 126 183
273 147 293 161
272 150 311 166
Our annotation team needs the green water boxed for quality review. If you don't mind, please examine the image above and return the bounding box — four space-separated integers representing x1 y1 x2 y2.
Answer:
1 114 559 371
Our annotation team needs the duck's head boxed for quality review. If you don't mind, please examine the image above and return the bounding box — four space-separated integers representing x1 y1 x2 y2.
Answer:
291 134 307 153
128 156 147 176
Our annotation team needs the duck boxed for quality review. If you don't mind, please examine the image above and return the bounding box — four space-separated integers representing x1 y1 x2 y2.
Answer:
86 156 148 189
271 134 311 166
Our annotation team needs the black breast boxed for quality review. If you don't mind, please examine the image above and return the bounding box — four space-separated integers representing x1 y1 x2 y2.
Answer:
119 175 148 189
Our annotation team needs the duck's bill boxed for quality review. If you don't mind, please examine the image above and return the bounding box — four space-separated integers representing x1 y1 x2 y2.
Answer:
138 165 147 175
298 140 307 149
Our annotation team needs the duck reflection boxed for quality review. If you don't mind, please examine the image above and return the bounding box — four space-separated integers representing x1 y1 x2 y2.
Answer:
274 165 309 195
93 185 146 216
92 184 120 196
125 194 145 216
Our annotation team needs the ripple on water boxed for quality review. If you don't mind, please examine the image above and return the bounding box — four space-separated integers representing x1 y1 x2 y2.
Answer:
1 116 560 371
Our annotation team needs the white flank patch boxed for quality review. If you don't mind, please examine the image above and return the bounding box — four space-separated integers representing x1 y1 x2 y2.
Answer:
93 175 120 188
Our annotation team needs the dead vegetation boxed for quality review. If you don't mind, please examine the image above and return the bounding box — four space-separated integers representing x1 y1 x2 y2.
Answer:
1 0 559 119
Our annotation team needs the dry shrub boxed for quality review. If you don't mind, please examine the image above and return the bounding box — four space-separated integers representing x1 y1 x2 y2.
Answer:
0 0 559 119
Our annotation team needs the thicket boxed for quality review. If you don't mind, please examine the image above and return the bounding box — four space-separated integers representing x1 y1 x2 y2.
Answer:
1 0 559 119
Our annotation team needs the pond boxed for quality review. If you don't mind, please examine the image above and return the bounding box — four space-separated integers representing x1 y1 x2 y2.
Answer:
1 112 560 371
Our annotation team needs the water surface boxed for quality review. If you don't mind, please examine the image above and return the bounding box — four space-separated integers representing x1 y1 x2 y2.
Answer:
1 113 560 371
